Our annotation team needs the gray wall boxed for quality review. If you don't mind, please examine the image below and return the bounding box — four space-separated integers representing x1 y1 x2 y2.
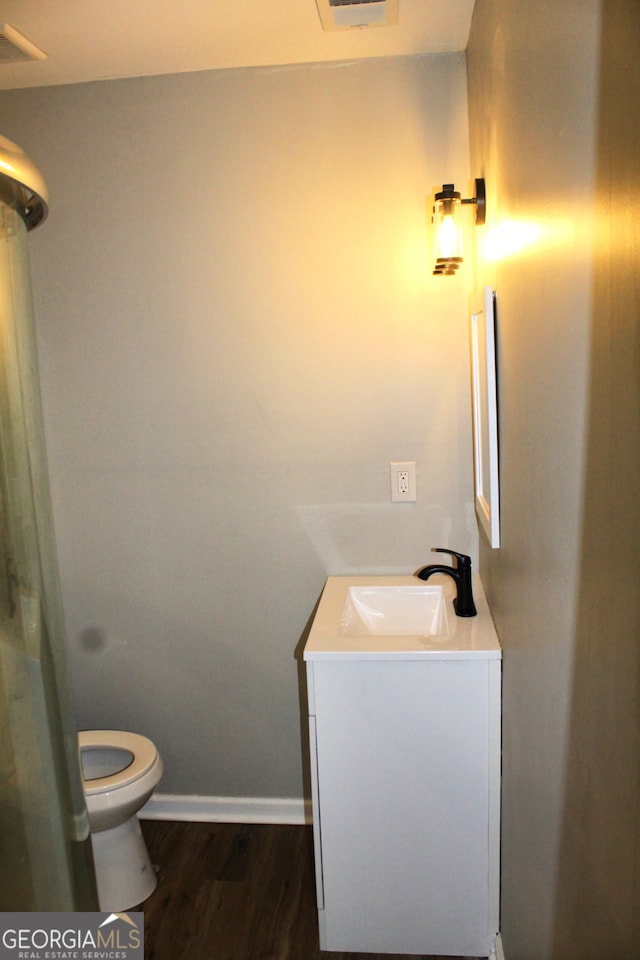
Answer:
468 0 640 956
0 54 474 800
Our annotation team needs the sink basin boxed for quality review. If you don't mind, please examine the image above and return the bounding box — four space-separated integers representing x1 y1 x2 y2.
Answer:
339 585 449 638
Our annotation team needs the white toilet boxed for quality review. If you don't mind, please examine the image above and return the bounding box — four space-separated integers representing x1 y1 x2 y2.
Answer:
79 729 163 911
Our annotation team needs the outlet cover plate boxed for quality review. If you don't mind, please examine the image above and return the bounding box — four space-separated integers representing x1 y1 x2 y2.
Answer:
390 461 417 502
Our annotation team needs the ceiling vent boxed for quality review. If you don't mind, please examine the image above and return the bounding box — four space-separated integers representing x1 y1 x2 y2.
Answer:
0 23 47 63
315 0 398 31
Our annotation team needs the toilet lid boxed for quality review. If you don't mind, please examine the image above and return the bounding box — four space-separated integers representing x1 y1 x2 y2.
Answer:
79 729 158 795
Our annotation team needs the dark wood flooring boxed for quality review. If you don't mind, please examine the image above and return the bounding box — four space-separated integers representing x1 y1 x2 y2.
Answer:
140 819 483 960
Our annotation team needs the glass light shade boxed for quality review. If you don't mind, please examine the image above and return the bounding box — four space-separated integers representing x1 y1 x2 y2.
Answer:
432 186 463 275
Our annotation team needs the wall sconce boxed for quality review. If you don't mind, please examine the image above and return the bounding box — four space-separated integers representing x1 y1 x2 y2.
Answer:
432 178 486 275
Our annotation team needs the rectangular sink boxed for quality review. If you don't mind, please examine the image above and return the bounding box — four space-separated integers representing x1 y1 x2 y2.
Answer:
339 585 449 637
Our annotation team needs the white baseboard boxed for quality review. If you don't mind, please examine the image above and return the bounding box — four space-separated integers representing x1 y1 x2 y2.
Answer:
140 792 311 825
490 933 505 960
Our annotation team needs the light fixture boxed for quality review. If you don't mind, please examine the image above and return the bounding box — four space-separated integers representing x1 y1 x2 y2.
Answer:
431 178 486 276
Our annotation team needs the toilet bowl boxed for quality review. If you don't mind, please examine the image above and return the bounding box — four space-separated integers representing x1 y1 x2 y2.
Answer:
79 729 163 912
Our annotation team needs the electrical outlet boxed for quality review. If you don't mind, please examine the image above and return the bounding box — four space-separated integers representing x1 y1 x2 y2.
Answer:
390 461 417 502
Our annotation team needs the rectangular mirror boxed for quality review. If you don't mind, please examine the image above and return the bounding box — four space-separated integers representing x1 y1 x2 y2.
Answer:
470 286 500 548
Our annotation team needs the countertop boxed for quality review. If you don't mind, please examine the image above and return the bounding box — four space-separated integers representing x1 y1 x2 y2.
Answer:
303 573 502 661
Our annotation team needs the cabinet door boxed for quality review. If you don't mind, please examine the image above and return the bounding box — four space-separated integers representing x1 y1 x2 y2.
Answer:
313 659 493 956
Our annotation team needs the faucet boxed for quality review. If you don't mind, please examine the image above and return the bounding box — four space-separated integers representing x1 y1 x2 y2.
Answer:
416 548 477 617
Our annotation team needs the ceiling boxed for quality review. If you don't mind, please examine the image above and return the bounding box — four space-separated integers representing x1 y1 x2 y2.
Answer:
0 0 476 91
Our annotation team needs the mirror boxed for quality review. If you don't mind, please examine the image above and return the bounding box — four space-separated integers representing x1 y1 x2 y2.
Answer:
470 286 500 548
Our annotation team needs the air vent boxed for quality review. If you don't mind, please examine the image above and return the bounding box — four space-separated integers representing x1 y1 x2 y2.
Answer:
0 23 47 64
315 0 398 31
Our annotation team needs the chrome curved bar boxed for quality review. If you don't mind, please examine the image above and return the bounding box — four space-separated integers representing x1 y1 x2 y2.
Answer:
0 134 49 230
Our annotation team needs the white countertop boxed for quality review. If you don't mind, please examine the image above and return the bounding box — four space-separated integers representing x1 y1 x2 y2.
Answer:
303 573 502 661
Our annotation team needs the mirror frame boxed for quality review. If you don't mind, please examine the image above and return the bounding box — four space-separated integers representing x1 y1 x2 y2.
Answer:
470 286 500 548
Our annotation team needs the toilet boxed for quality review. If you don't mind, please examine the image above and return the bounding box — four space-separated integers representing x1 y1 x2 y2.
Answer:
79 729 163 911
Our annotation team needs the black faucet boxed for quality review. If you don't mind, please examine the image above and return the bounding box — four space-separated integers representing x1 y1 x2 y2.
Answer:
416 548 477 617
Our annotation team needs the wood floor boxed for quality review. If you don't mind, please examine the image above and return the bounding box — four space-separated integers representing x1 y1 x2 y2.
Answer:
140 819 483 960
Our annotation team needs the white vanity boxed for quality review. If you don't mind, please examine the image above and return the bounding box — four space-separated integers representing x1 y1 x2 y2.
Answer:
303 573 501 957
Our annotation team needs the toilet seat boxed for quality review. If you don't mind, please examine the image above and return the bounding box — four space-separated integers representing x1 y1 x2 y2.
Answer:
80 730 158 796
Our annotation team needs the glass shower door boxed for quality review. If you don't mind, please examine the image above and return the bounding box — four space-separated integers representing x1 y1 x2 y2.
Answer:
0 203 97 909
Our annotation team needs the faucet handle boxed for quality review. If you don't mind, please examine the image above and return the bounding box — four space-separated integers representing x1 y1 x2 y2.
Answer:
432 547 472 569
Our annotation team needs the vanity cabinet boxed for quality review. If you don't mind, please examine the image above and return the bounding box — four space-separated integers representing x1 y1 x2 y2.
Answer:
304 575 501 957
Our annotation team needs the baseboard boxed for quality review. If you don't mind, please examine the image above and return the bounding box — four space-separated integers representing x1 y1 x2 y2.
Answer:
139 793 312 825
